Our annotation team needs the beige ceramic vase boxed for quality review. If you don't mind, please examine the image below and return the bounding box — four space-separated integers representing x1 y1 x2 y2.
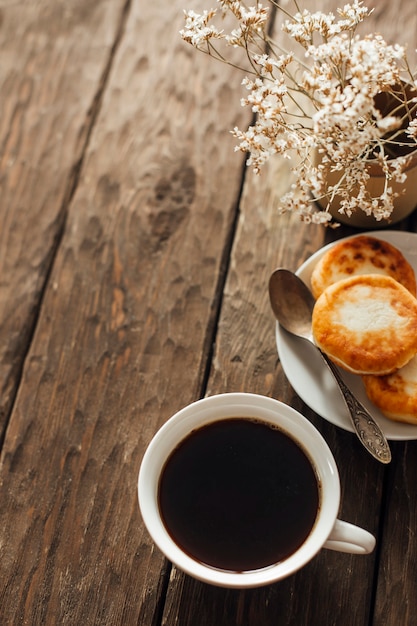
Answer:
314 149 417 228
314 82 417 228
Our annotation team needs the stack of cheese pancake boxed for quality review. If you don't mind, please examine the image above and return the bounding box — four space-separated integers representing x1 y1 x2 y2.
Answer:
310 235 417 425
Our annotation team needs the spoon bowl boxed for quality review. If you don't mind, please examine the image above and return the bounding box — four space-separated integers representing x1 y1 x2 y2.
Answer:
269 268 391 464
269 268 316 341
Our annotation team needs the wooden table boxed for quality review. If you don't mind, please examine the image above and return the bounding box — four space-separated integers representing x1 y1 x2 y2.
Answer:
1 0 417 624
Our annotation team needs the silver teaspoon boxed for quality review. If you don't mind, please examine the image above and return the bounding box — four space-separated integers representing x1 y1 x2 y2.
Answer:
268 268 391 464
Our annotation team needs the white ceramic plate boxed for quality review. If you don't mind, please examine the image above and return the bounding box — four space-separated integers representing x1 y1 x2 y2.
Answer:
276 230 417 441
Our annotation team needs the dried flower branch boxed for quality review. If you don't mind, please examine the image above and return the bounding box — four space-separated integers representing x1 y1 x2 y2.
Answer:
180 0 417 224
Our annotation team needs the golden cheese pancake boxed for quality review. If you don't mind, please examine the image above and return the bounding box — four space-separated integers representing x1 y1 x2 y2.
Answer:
310 235 416 299
363 355 417 424
312 274 417 375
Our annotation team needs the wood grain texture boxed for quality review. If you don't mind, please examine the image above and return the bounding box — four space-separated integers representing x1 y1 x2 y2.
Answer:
0 0 127 435
373 442 417 626
160 133 384 626
1 0 417 624
0 0 251 623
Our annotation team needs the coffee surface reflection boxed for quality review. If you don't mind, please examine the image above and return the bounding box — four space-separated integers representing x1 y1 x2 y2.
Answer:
158 418 319 571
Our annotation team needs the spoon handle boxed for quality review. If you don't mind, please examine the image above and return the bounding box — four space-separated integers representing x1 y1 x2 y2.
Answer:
320 352 391 464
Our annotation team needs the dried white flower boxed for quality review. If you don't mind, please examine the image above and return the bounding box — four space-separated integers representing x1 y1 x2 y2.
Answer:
181 1 417 224
180 9 223 46
407 119 417 140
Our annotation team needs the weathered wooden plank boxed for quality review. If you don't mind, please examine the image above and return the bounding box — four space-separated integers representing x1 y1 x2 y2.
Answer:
0 0 251 623
363 2 417 623
160 158 384 626
373 441 417 626
160 0 417 623
0 0 128 436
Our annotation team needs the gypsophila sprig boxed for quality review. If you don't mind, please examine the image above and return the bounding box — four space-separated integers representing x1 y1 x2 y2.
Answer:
180 0 417 224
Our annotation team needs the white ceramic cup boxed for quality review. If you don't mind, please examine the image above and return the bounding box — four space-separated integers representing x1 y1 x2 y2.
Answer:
138 393 375 588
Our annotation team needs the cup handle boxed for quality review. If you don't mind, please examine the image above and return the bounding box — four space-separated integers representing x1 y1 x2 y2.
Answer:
323 519 376 554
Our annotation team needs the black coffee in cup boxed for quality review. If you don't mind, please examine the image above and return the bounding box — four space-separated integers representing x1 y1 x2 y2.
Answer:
158 418 320 572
